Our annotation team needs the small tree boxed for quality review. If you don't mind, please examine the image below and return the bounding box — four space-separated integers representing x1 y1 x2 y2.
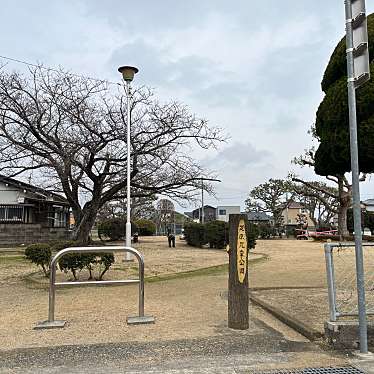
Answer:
245 179 293 230
25 244 52 277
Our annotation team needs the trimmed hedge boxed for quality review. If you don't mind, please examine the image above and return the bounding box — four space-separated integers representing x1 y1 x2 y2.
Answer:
98 218 138 241
135 219 156 236
205 220 228 249
184 222 207 247
184 220 256 250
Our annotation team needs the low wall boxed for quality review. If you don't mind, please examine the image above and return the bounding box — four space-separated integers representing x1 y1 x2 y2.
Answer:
0 224 70 246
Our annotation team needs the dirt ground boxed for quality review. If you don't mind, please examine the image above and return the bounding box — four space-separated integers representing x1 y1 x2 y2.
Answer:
250 239 374 334
0 237 348 353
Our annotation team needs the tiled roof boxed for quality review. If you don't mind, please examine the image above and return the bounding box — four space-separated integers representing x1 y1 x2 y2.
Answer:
246 212 272 221
0 174 69 205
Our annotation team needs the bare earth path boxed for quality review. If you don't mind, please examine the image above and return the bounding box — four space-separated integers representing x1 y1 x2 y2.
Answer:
0 238 357 372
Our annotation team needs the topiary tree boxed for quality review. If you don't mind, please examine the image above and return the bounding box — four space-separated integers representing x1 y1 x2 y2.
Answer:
25 243 52 277
314 13 374 176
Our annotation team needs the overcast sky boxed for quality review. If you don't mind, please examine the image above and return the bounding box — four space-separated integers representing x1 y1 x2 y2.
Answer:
1 1 373 212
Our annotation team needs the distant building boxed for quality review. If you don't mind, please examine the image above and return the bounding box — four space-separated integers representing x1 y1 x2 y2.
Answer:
0 175 70 245
281 201 315 231
245 211 272 225
191 205 216 223
216 206 240 222
362 199 374 213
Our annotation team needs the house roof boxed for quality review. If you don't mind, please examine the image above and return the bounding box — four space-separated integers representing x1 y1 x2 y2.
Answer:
246 212 272 221
287 201 304 209
192 205 216 213
0 174 69 205
183 211 193 219
363 199 374 206
280 201 304 209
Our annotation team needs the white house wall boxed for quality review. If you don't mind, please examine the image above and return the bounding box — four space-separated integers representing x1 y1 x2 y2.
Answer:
0 181 28 204
216 206 241 222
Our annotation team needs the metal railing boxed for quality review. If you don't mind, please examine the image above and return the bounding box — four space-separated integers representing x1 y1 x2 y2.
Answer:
325 242 374 321
35 246 155 329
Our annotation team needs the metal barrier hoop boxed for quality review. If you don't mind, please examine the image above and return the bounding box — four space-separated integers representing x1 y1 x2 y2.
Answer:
35 246 155 329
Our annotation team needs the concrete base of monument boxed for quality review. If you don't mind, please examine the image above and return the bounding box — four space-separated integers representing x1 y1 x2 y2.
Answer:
34 320 67 330
126 315 155 325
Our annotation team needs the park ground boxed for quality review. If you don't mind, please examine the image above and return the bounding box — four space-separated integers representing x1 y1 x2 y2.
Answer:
0 237 372 372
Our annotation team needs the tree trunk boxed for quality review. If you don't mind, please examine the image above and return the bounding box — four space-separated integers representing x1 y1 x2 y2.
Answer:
72 204 100 243
338 204 349 238
337 176 350 238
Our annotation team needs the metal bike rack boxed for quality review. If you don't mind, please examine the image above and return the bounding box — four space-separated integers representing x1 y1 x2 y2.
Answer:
35 246 155 329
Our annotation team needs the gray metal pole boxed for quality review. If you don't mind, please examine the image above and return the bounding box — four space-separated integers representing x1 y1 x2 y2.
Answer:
201 178 204 224
344 0 368 354
48 260 56 322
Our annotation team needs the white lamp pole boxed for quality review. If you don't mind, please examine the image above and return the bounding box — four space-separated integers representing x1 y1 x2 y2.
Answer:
118 65 139 260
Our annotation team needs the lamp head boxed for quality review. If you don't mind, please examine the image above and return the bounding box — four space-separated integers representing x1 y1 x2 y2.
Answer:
118 66 139 82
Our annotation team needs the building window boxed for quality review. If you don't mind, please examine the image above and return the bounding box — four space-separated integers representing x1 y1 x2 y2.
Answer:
0 205 24 222
49 207 68 228
219 209 226 215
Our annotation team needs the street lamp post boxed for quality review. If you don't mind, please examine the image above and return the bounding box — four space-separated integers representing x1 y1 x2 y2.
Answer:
118 65 139 261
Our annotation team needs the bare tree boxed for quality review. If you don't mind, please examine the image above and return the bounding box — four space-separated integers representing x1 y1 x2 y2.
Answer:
291 179 339 229
0 67 224 242
292 148 366 236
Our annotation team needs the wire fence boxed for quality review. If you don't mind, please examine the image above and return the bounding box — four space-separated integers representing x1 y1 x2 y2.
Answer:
325 243 374 321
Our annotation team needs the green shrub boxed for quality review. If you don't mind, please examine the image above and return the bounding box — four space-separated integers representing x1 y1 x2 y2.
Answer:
205 220 229 249
97 219 138 241
55 241 115 280
25 243 52 277
247 222 257 250
184 220 257 250
95 252 115 280
184 222 207 247
256 223 275 239
50 240 84 252
58 253 92 280
135 219 156 236
58 252 115 280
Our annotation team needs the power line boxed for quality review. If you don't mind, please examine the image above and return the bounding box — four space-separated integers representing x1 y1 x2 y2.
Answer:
0 54 120 86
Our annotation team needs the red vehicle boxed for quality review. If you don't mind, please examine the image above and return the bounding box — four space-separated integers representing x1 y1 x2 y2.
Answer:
296 229 338 240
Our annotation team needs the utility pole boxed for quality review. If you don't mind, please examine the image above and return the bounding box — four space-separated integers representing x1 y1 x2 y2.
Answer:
201 178 204 224
344 0 370 354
